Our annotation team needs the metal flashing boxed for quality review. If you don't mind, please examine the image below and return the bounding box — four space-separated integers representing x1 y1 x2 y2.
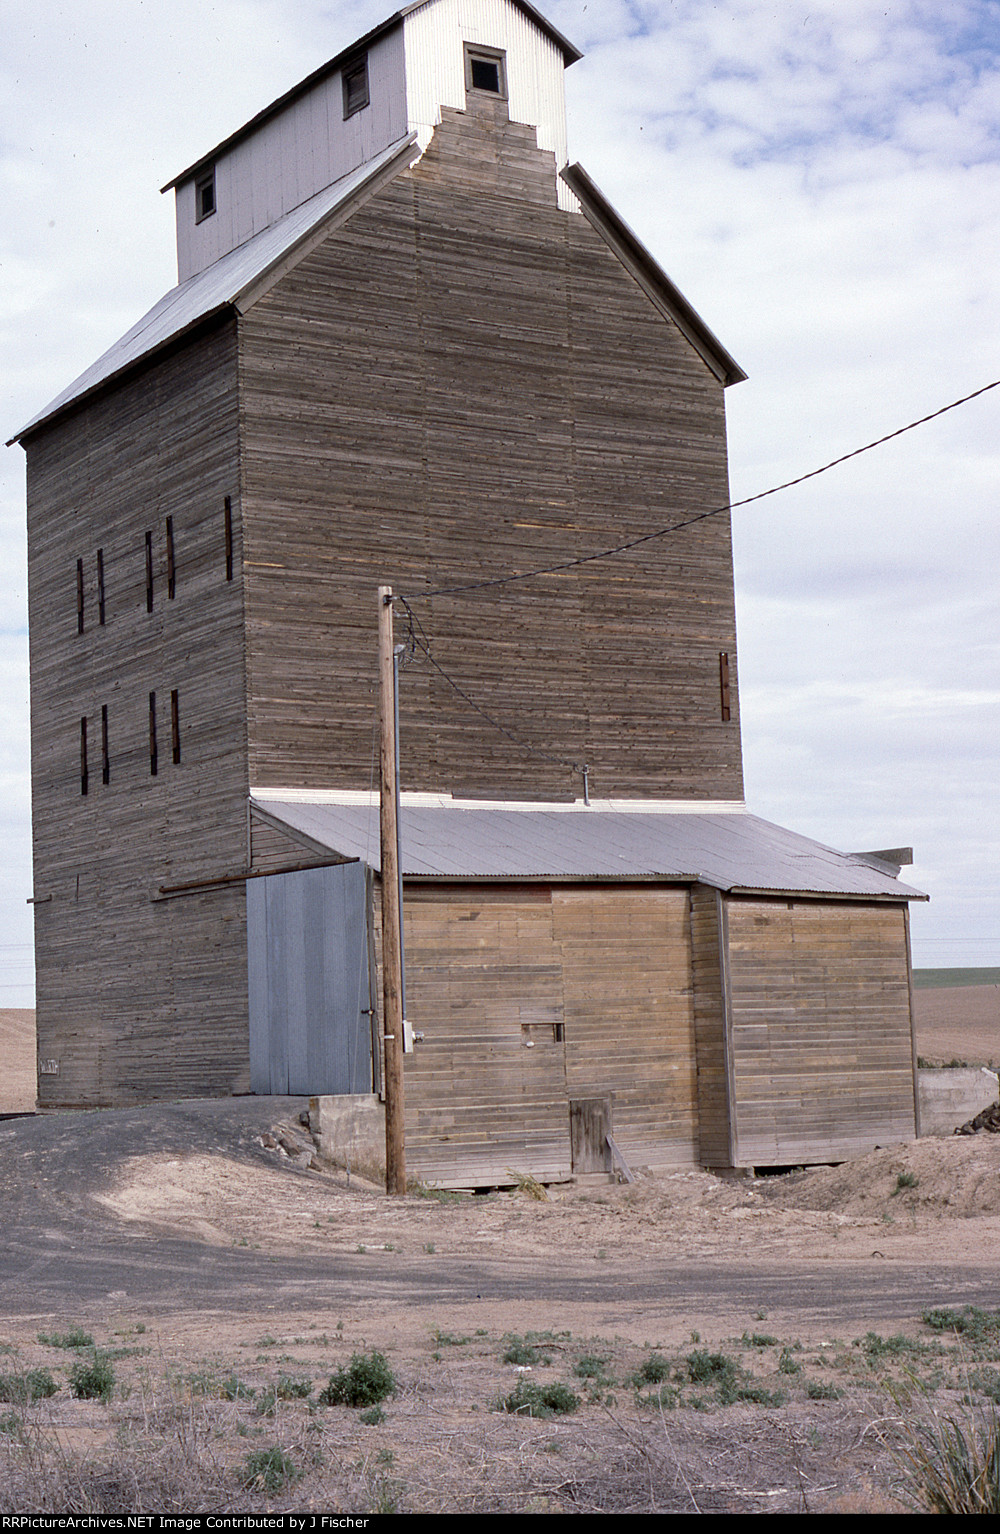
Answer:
561 162 747 388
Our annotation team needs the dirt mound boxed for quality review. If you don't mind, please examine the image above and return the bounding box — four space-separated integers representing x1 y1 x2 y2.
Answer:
761 1136 1000 1219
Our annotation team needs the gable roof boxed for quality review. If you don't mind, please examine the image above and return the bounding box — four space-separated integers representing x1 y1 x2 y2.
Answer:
162 0 582 194
10 135 419 445
12 136 744 447
250 791 926 900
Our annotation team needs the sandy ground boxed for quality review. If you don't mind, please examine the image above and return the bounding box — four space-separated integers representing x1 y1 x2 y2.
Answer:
3 1113 1000 1513
1 983 1000 1512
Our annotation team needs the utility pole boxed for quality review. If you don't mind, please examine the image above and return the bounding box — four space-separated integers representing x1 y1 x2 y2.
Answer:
378 585 406 1195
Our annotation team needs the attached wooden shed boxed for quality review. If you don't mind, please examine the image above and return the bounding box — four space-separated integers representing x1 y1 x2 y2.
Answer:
249 791 924 1183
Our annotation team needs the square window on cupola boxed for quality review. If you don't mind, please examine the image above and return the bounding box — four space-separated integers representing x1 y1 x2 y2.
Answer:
465 44 507 98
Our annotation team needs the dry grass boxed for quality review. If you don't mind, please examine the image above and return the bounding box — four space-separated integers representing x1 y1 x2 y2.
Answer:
5 1313 993 1514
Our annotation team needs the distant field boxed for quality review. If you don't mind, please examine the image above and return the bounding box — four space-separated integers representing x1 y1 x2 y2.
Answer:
913 967 1000 989
2 977 997 1113
0 1008 36 1114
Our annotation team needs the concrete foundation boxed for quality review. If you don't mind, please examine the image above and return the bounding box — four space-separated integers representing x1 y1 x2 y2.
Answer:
309 1093 385 1181
918 1067 999 1137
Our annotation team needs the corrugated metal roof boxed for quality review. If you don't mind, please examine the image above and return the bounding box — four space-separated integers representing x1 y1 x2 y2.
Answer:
11 135 417 444
250 791 926 899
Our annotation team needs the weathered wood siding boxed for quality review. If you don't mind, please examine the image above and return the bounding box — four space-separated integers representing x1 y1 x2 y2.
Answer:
553 887 698 1168
25 321 250 1105
240 97 742 803
689 884 733 1167
725 897 917 1166
400 882 698 1185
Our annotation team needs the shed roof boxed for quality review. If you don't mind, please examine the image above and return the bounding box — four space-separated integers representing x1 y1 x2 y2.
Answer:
250 791 926 900
11 135 418 445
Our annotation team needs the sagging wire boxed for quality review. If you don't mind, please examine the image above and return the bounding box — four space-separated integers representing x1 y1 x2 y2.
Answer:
398 376 1000 605
396 594 590 801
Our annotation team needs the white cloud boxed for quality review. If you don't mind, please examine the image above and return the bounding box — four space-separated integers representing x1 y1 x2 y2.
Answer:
3 0 999 978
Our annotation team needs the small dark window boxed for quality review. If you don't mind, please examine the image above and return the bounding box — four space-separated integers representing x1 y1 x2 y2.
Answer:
224 496 234 582
80 716 88 796
101 704 110 785
171 689 181 765
719 651 731 721
471 57 499 91
342 56 369 118
166 517 175 600
195 168 216 223
97 549 105 625
149 691 158 777
465 44 507 98
145 531 153 613
76 558 85 634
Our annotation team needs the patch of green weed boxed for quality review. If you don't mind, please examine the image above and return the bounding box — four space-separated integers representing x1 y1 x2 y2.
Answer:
631 1353 671 1386
69 1353 114 1403
741 1332 778 1348
496 1379 579 1419
37 1328 94 1351
0 1370 58 1405
502 1335 550 1367
319 1351 396 1409
806 1379 845 1401
242 1447 299 1494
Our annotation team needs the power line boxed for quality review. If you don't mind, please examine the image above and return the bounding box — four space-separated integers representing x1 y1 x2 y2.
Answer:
397 596 586 776
399 376 1000 605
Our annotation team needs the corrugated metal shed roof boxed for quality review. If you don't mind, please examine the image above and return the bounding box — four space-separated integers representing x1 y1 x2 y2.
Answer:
11 135 417 444
250 791 926 899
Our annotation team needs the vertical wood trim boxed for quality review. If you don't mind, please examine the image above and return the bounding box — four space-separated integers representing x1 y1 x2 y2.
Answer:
144 531 154 612
79 715 88 796
717 889 739 1166
76 558 84 634
904 904 921 1139
166 517 176 599
97 549 105 625
148 691 158 776
101 704 109 785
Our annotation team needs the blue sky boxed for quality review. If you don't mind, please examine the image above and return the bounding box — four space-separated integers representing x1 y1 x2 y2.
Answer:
2 0 999 1002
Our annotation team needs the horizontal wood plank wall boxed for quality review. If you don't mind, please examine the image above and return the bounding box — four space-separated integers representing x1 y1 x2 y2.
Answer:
399 882 699 1185
725 898 916 1166
689 884 732 1167
401 884 571 1185
25 322 250 1104
248 814 347 874
553 887 699 1168
240 100 742 802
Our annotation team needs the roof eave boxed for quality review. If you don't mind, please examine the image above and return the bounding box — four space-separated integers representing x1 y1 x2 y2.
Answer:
8 306 235 448
561 162 747 388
